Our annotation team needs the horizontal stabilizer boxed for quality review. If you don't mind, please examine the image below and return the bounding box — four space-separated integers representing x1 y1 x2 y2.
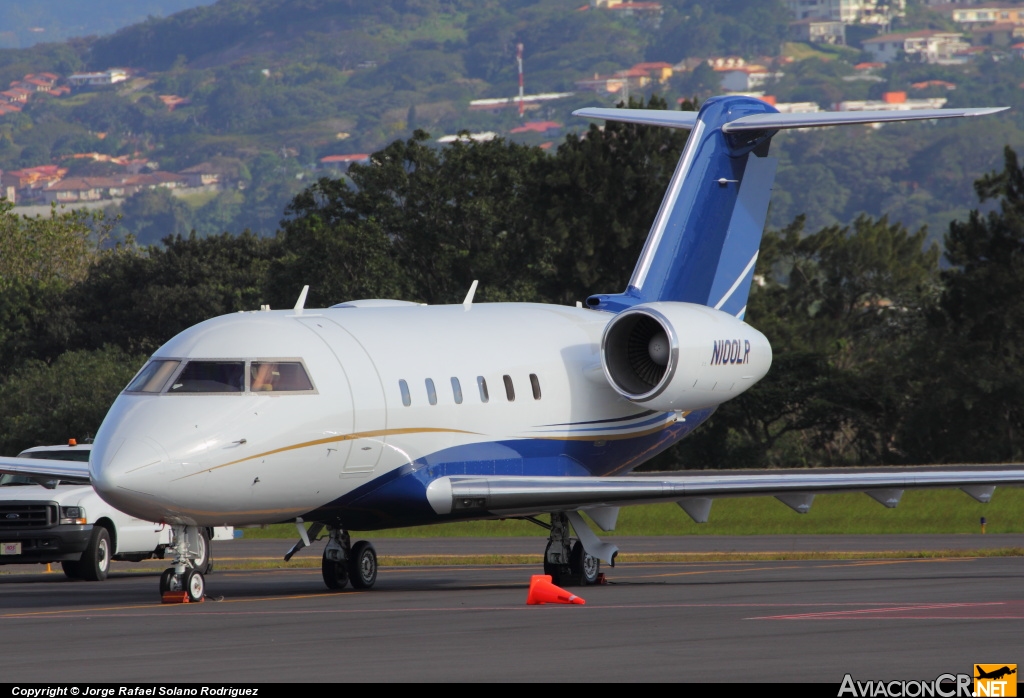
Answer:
573 107 699 130
573 106 1008 133
0 455 90 485
722 107 1008 132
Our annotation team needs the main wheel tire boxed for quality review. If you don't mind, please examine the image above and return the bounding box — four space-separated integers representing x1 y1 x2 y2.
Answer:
159 568 177 594
61 560 82 580
80 526 111 581
569 540 600 586
321 552 349 590
347 540 377 589
184 569 204 602
191 528 212 574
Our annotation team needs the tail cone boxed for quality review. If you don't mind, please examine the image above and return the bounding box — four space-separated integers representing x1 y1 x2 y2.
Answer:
526 574 586 605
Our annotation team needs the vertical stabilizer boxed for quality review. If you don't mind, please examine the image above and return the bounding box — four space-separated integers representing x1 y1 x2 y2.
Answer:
581 96 779 319
575 98 1005 317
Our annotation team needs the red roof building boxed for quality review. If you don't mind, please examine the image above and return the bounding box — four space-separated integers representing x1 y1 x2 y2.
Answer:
510 121 562 134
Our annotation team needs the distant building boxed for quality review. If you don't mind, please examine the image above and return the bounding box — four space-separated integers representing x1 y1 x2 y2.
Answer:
862 30 969 62
509 121 562 135
179 162 224 188
785 0 906 25
719 67 785 92
468 92 575 112
437 132 497 144
789 18 846 44
319 154 371 170
68 69 128 88
947 4 1024 26
1 165 68 203
40 173 185 205
834 93 948 112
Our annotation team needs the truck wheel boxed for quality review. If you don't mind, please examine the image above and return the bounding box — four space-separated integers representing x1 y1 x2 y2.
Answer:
61 561 81 579
80 526 111 581
191 527 212 574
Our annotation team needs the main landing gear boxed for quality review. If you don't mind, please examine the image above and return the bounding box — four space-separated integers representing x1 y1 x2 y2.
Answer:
320 526 377 591
542 512 602 587
283 520 378 591
158 525 211 602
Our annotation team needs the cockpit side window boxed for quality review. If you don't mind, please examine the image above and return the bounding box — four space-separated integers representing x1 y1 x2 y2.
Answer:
169 361 245 393
125 360 181 393
250 361 314 392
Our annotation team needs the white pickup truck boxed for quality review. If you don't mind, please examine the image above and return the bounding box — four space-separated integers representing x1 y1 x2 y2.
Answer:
0 442 232 581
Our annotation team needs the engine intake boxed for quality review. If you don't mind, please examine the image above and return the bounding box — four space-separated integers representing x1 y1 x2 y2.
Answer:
601 302 772 411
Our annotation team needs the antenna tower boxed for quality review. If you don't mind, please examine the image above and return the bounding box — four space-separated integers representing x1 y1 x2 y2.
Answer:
517 43 524 118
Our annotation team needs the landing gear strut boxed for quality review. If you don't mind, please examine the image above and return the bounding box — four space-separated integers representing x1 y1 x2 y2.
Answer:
543 512 600 587
320 526 377 591
158 524 208 601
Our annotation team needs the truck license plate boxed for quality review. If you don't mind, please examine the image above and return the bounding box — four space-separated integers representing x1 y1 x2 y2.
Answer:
1 542 21 555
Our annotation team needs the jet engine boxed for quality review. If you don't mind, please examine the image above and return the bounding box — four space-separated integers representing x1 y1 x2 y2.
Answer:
600 302 772 411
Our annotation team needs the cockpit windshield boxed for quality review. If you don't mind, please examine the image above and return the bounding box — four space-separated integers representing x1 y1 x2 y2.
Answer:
126 360 180 393
124 359 315 395
169 361 245 393
251 362 314 392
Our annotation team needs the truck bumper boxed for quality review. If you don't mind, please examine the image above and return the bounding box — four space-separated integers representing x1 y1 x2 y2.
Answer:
0 525 93 564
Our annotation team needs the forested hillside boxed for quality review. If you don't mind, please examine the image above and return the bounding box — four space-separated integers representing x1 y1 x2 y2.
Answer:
1 0 1021 241
4 110 1024 470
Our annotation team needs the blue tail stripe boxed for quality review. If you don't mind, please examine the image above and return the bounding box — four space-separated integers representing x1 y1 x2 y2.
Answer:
587 95 779 315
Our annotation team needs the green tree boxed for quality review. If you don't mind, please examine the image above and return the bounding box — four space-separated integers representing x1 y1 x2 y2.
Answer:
68 232 278 355
900 146 1024 463
0 199 109 292
0 346 145 455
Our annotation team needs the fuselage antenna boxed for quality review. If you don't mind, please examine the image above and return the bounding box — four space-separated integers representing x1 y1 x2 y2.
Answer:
463 279 479 310
293 285 310 313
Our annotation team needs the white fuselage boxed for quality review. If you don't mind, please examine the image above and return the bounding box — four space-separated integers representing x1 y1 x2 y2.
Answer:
91 303 712 528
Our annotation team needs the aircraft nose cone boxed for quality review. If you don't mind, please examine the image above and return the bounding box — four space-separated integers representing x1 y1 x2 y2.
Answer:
91 437 167 514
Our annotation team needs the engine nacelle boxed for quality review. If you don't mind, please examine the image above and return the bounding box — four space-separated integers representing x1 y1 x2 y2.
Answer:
601 302 772 411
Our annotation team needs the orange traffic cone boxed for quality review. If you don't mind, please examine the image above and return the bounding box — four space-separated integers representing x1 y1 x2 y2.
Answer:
526 574 585 605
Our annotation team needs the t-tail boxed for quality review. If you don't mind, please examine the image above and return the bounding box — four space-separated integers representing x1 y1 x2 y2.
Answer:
576 96 1007 319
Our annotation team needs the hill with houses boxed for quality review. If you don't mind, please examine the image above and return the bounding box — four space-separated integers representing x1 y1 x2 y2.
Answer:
0 0 1023 241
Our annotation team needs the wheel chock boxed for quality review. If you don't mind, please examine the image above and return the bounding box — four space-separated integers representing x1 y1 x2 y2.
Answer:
596 572 607 585
161 592 204 604
526 574 585 605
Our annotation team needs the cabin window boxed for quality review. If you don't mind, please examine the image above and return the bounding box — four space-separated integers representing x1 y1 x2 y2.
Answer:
250 361 314 392
125 360 180 393
477 376 489 403
169 361 244 393
530 373 542 400
451 377 463 404
503 374 515 402
426 378 437 406
399 379 411 407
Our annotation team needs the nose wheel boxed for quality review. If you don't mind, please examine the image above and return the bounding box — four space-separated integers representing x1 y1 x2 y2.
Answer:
158 524 210 601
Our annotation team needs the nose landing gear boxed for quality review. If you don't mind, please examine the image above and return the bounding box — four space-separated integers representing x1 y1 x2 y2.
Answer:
158 524 210 602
